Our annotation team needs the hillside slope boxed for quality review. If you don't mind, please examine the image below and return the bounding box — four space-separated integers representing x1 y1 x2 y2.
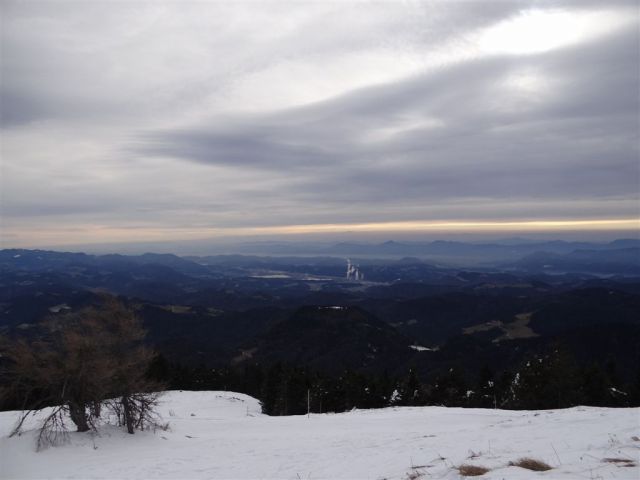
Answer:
243 306 413 373
1 391 638 479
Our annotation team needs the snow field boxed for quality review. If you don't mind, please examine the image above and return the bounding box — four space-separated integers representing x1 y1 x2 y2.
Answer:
1 390 638 479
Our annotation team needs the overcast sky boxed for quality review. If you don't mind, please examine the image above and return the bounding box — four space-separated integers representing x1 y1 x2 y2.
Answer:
1 0 639 249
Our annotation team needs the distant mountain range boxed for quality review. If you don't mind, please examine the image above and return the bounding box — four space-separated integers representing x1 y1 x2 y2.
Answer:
1 245 640 386
218 238 640 266
2 238 639 276
0 249 211 277
512 247 640 274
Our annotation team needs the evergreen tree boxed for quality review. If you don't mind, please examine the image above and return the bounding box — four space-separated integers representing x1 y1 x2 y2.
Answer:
396 368 422 406
509 347 581 409
428 367 467 407
581 364 610 406
475 365 497 408
260 363 284 415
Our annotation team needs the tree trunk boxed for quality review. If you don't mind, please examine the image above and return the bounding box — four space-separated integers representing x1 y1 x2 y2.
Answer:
90 401 101 418
68 402 89 432
121 396 135 434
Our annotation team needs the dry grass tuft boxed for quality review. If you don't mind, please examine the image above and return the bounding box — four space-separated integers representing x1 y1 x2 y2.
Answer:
508 457 552 471
457 464 491 476
602 457 636 467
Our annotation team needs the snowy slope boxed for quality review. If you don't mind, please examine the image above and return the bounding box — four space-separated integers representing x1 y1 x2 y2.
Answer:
1 391 638 479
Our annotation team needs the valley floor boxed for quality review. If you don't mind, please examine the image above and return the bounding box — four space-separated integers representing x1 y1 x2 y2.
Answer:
1 391 638 479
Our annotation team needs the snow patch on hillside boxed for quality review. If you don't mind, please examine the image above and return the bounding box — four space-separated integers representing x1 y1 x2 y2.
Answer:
409 344 438 352
1 391 638 479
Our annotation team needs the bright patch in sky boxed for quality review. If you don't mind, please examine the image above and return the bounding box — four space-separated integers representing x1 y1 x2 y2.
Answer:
245 218 640 236
479 9 632 55
6 218 639 249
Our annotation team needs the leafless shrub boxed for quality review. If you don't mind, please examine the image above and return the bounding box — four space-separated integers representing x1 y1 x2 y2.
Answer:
34 406 70 450
104 391 163 433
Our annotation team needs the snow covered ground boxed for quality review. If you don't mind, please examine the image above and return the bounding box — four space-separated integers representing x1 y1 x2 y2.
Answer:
1 391 638 479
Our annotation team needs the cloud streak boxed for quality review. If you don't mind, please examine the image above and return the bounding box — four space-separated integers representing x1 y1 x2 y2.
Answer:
136 24 639 203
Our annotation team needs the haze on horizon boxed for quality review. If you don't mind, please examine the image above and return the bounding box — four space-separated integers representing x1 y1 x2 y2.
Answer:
1 0 639 250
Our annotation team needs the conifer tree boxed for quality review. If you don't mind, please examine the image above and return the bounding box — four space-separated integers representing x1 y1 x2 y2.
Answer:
1 296 162 448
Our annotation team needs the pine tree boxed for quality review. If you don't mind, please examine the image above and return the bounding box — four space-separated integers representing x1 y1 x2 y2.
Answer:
475 365 496 408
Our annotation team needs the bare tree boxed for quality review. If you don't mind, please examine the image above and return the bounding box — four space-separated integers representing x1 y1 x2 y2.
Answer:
0 296 163 449
96 296 162 434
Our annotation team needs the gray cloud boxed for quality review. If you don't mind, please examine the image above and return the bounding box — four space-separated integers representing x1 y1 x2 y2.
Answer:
136 23 639 210
1 1 638 246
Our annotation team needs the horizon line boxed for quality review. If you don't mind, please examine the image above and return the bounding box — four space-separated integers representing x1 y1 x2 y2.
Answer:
2 217 639 249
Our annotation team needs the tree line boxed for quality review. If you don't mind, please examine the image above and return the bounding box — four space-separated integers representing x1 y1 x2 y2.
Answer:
149 347 640 415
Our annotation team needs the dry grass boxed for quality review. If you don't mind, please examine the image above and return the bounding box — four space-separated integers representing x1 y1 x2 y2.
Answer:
602 457 636 467
508 457 552 471
457 464 491 476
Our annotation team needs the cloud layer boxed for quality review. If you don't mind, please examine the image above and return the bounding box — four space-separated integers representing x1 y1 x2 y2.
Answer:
1 1 638 247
